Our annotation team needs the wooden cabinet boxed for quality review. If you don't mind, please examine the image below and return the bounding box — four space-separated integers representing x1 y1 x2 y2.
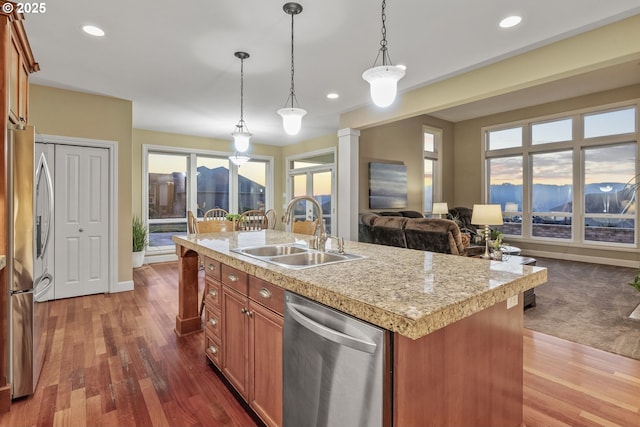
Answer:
208 262 283 427
8 26 30 124
222 285 250 398
249 297 283 427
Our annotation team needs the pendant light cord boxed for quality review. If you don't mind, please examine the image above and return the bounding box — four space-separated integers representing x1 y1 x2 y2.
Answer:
380 0 387 65
239 57 245 124
371 0 393 67
289 10 296 108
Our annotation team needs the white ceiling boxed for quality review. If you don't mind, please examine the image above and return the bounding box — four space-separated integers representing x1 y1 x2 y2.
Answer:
23 0 640 146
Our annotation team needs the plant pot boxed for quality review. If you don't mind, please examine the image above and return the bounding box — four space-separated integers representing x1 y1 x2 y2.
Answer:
132 250 145 268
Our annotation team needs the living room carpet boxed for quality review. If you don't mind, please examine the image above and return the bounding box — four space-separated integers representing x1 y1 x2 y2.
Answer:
523 257 640 360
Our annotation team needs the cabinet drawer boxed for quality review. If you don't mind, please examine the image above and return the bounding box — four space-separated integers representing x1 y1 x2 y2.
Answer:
203 257 221 280
222 264 248 294
204 304 222 339
205 332 222 368
249 276 284 315
204 278 221 307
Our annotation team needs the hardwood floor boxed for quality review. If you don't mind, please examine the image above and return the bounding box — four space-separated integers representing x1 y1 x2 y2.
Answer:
1 261 639 427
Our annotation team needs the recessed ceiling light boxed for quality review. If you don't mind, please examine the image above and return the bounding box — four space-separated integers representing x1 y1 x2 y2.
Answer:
499 16 522 29
82 25 105 37
327 93 339 99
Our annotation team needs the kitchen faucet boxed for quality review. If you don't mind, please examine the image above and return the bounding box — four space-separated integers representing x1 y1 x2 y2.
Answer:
283 195 329 251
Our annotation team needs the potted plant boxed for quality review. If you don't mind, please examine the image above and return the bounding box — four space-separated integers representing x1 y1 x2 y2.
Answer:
490 230 504 260
132 215 148 268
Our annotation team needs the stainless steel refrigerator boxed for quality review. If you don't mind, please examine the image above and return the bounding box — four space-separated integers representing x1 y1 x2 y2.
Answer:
7 125 54 398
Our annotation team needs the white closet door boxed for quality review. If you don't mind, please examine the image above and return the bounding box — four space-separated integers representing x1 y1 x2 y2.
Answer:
54 145 109 299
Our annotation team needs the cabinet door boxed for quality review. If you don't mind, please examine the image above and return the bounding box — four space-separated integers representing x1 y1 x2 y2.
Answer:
249 301 283 427
8 32 20 123
222 286 249 399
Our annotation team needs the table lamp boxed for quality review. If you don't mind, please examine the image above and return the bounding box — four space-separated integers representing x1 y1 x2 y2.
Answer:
471 204 504 259
432 202 449 219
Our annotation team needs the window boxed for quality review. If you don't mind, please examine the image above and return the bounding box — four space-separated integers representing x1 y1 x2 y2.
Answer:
286 148 336 234
144 146 274 251
531 151 573 239
584 107 636 138
532 118 572 145
488 156 523 236
487 126 522 150
583 143 636 243
423 127 442 214
484 103 638 248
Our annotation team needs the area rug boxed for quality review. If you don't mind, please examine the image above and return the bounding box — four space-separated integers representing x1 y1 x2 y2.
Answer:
523 257 640 360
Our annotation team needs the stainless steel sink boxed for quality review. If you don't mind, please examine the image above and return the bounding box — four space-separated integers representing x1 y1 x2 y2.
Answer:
232 244 365 269
237 244 308 257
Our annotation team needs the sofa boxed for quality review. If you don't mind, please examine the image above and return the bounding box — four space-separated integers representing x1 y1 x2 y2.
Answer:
358 212 469 255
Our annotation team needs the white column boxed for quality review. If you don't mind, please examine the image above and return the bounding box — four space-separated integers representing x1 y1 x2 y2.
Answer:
337 128 360 241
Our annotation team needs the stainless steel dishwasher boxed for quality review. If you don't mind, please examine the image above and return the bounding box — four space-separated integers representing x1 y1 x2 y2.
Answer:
283 292 391 427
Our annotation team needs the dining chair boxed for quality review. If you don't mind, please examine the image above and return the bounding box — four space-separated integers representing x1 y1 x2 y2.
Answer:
187 210 198 234
292 219 319 236
203 208 228 221
237 210 269 231
195 219 230 233
265 209 278 230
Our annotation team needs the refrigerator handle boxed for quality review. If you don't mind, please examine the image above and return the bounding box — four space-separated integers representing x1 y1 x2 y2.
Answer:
286 301 377 354
36 152 54 258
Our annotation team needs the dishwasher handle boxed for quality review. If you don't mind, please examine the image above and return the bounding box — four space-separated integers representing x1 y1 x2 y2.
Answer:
286 301 377 354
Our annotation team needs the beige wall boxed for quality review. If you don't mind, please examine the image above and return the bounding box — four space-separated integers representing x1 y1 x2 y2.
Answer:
359 115 454 213
29 84 133 284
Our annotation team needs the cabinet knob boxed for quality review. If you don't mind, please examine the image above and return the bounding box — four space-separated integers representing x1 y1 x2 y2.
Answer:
228 274 238 282
258 288 272 299
207 263 216 271
208 317 217 326
208 345 218 355
208 289 217 297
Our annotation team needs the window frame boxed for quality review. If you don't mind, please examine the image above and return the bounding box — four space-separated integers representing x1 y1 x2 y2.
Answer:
482 101 639 250
423 125 443 215
142 144 274 254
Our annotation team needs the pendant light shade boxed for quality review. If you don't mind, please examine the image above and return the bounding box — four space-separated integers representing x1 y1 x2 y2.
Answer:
363 0 405 108
229 153 250 166
232 130 250 152
278 2 306 136
231 51 251 153
277 107 306 136
362 65 405 108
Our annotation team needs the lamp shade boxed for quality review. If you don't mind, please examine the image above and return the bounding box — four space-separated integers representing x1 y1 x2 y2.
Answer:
432 202 449 215
471 204 503 226
232 130 251 152
362 65 406 108
504 202 519 213
278 107 307 135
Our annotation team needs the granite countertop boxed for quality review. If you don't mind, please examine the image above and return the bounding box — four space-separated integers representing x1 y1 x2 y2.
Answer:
173 230 547 339
0 255 5 271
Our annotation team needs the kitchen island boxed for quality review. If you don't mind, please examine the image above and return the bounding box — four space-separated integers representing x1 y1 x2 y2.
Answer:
173 230 547 427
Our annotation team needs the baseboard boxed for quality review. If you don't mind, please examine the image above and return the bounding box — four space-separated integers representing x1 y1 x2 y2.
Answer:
524 249 639 268
112 280 134 293
145 253 178 264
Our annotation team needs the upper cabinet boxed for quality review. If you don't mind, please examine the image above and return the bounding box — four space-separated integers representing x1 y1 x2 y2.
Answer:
3 2 40 125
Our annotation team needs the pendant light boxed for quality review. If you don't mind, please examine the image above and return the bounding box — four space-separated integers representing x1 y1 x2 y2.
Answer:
362 0 405 108
231 51 251 152
229 51 251 167
277 2 306 136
